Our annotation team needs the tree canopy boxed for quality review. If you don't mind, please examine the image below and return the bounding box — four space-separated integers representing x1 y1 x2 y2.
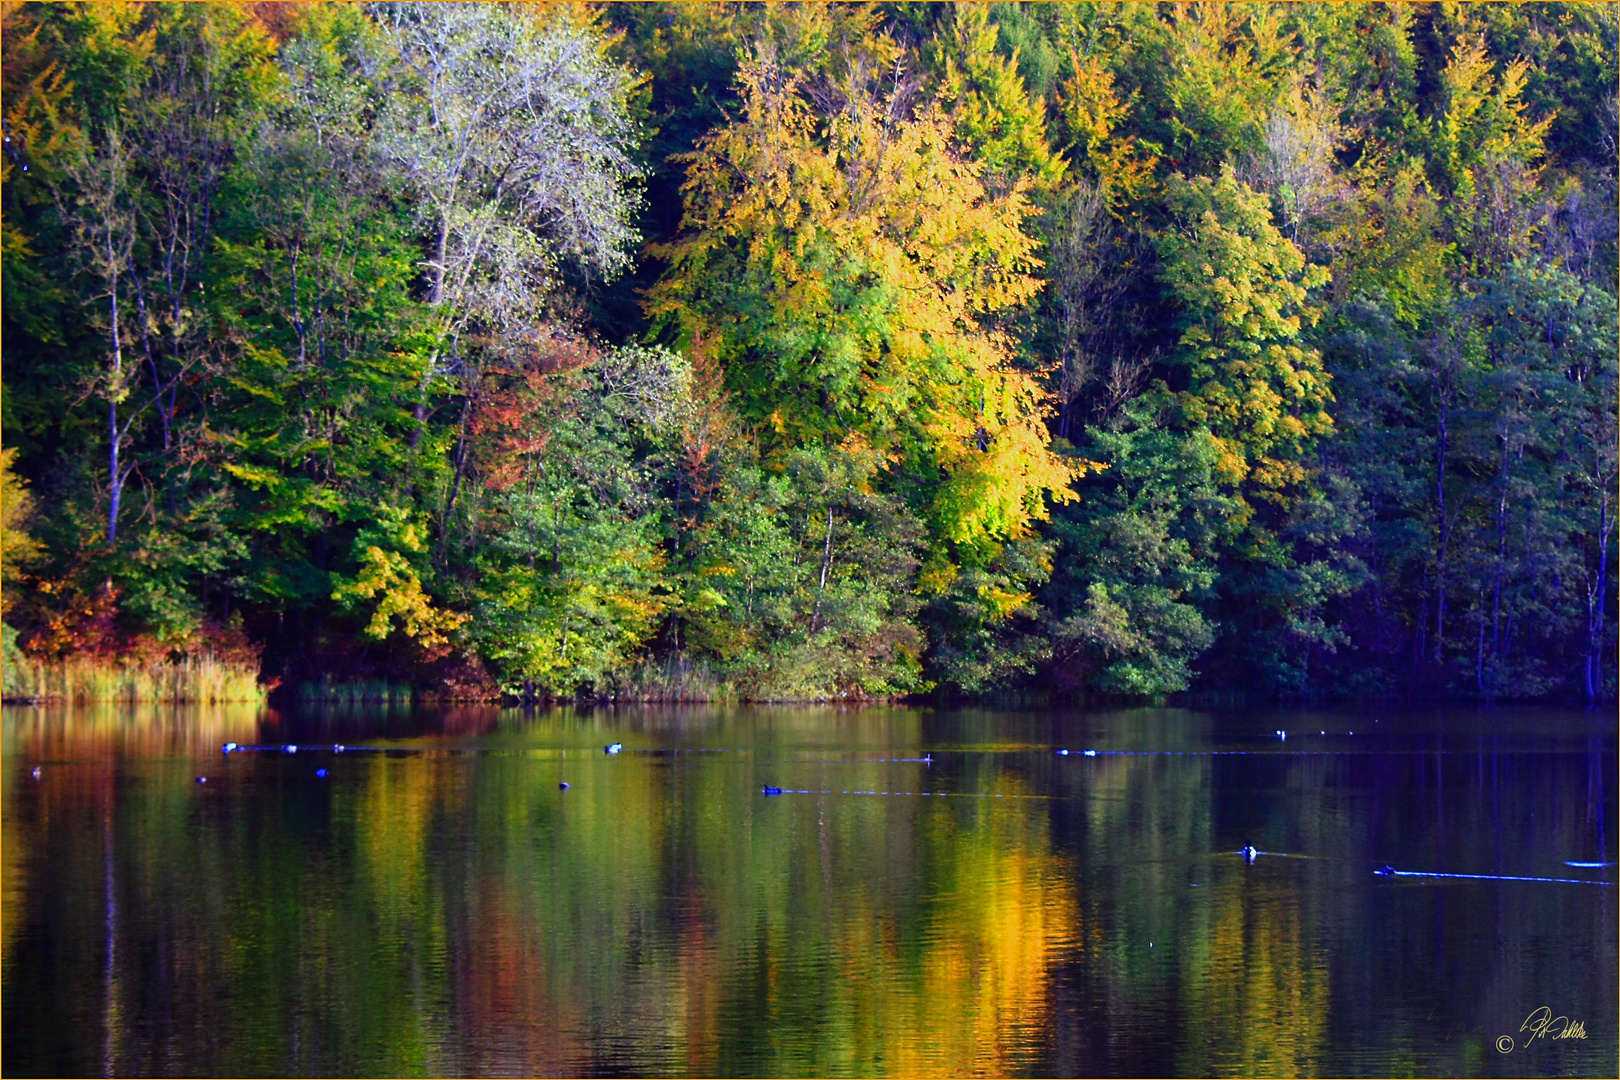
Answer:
3 1 1614 703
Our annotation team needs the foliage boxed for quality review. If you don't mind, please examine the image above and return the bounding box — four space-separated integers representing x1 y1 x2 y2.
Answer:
684 447 928 699
1 444 41 617
1 1 1613 702
1046 392 1227 696
926 2 1066 196
331 508 468 658
468 352 674 695
1158 166 1333 491
647 41 1089 558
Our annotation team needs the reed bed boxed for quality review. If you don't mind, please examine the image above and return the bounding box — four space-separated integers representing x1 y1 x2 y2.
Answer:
611 655 737 703
4 655 266 704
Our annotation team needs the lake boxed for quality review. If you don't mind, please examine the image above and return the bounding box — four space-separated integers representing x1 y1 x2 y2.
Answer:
2 702 1614 1077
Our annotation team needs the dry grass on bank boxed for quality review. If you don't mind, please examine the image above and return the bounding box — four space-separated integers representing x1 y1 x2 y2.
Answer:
2 654 266 705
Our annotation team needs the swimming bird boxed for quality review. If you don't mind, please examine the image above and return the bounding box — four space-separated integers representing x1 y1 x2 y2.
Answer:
30 766 41 780
761 785 784 796
316 769 328 779
1241 845 1258 862
1375 864 1396 876
604 743 623 755
195 776 207 784
222 742 238 754
284 744 298 754
559 782 571 790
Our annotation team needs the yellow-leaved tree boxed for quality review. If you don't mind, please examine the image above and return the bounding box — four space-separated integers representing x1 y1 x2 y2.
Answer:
330 508 468 660
1 444 42 618
648 42 1090 559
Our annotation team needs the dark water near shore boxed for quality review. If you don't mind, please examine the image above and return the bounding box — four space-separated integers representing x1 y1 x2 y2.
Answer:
2 702 1615 1077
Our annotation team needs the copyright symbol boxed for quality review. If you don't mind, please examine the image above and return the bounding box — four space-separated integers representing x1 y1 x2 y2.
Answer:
1496 1036 1514 1054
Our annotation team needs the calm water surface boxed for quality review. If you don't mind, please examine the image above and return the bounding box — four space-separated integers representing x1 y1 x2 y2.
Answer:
2 703 1615 1077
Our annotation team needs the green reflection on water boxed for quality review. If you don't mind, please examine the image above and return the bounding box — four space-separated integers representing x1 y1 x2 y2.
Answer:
2 703 1614 1077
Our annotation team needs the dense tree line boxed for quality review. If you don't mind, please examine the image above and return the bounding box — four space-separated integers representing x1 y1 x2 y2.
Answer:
2 1 1615 702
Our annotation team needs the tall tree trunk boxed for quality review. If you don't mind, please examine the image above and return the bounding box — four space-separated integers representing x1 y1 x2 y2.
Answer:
428 216 449 305
1587 489 1613 703
1433 393 1450 661
810 506 834 634
1416 569 1429 664
552 502 562 572
436 394 475 564
288 244 307 367
106 267 126 547
126 266 171 452
1057 355 1073 441
107 403 122 545
1489 434 1510 689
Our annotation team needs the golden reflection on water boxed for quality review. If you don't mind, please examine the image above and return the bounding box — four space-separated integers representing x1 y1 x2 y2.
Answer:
0 705 1287 1074
4 700 262 757
886 785 1077 1076
1182 871 1329 1077
328 732 1080 1075
4 705 1612 1077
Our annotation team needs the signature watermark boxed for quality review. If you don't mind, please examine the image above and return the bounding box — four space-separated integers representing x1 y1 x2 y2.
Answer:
1496 1006 1588 1053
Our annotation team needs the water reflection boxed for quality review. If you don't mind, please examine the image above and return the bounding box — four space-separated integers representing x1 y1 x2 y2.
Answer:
3 703 1614 1077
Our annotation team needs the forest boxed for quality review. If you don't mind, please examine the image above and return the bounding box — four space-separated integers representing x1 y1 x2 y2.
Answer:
1 1 1615 704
